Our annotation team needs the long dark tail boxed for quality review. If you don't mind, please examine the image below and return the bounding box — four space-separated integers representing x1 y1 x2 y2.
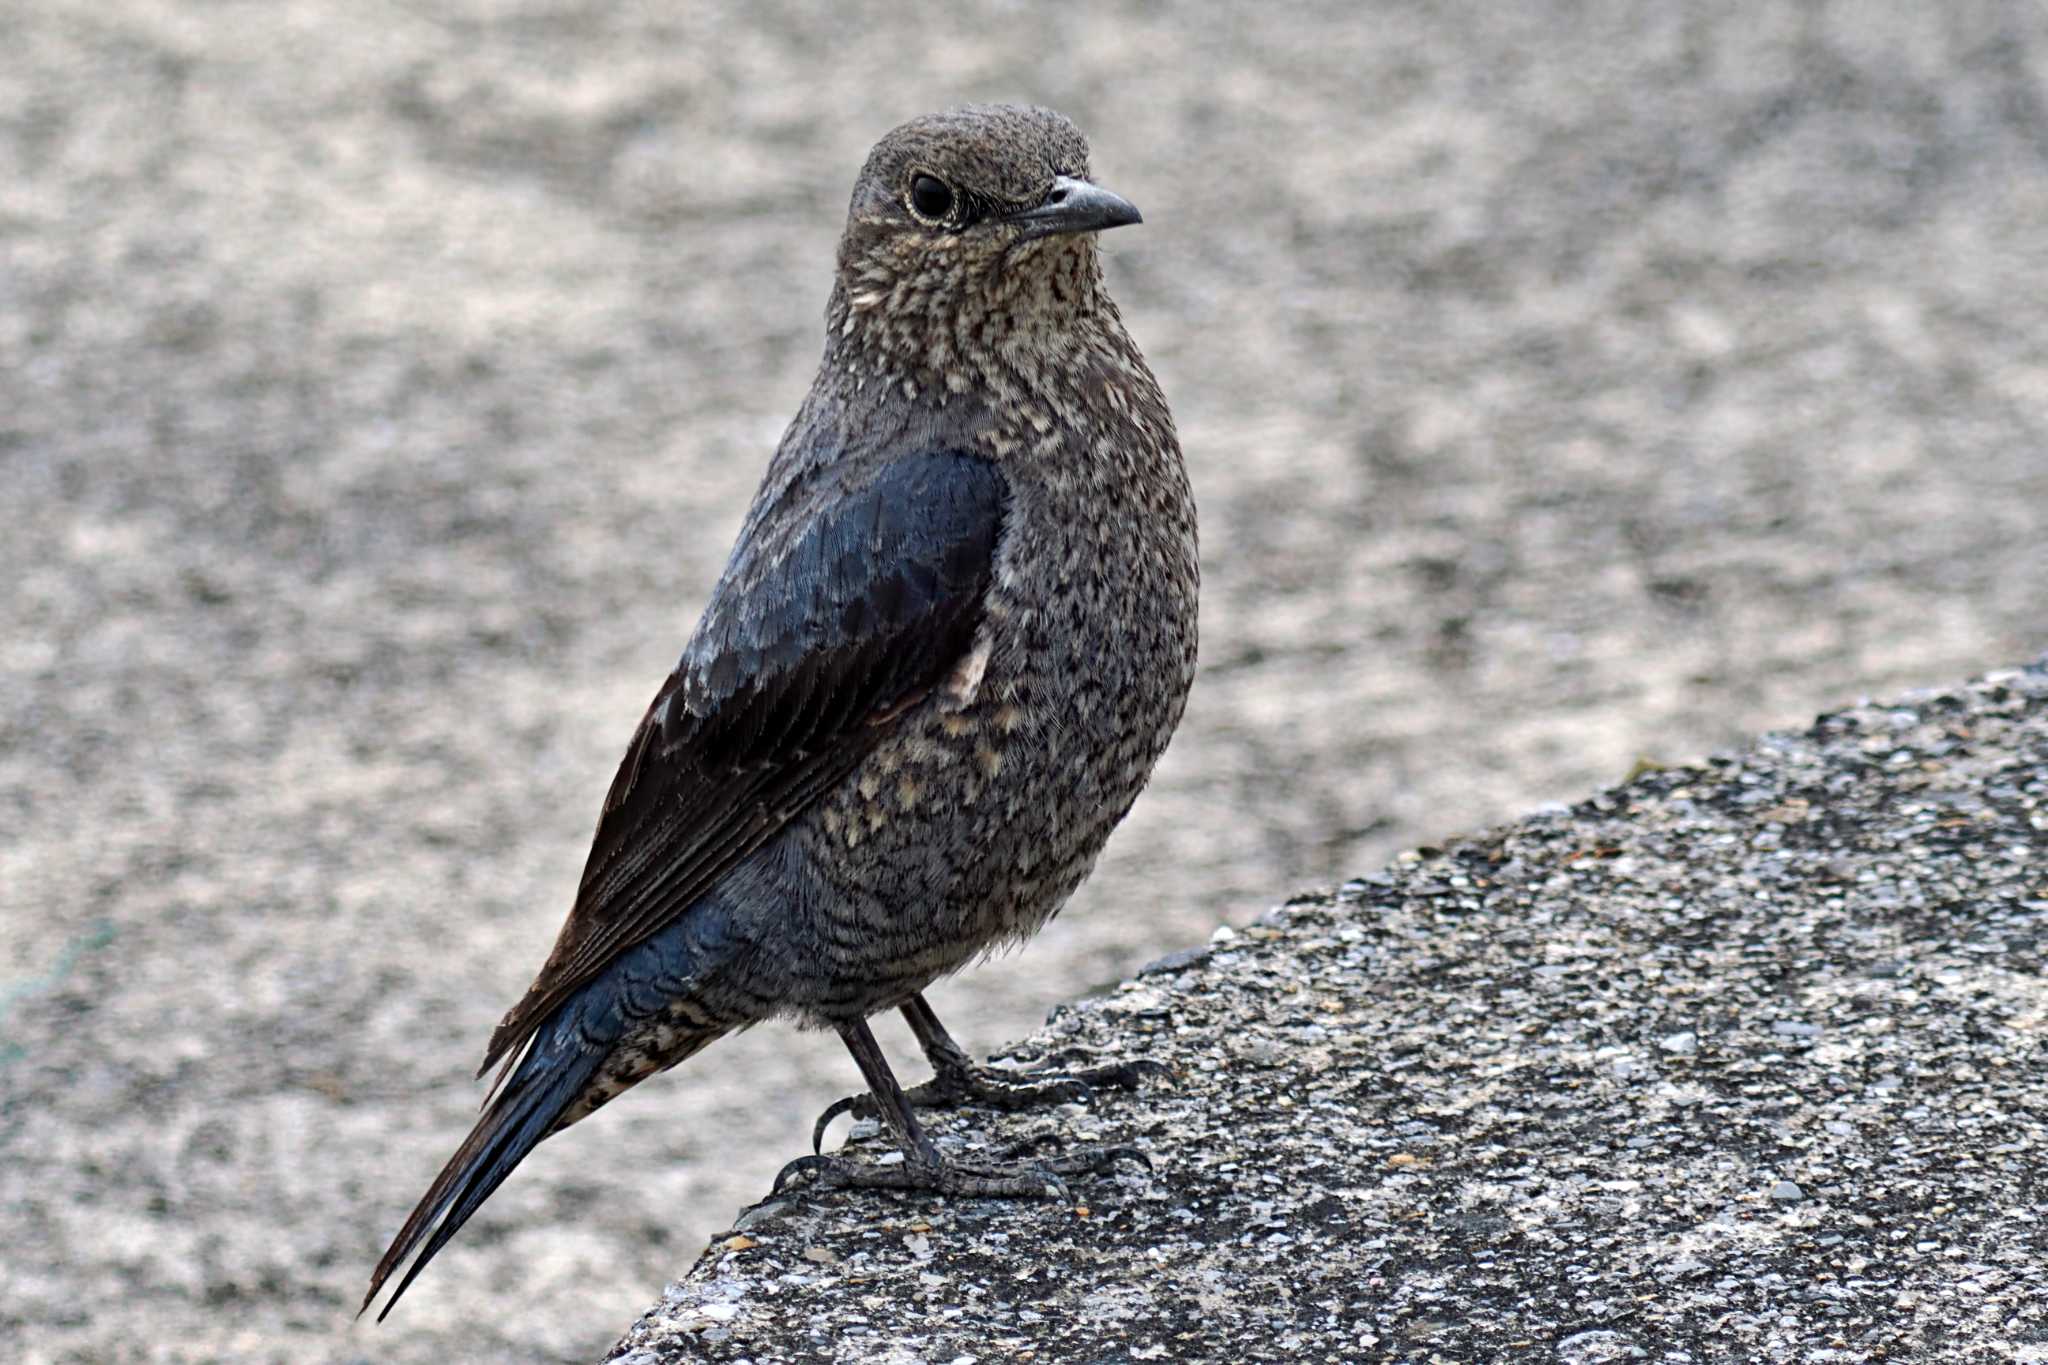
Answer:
360 1018 607 1320
362 901 744 1319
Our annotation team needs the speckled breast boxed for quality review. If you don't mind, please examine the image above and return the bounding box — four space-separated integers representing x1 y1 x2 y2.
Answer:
788 434 1197 1020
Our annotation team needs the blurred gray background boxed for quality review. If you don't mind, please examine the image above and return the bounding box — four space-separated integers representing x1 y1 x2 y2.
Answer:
5 1 2046 1361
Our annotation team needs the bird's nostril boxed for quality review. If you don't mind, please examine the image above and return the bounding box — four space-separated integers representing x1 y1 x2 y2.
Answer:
1047 187 1068 204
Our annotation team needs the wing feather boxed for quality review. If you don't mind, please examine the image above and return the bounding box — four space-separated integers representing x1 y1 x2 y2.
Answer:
479 453 1007 1077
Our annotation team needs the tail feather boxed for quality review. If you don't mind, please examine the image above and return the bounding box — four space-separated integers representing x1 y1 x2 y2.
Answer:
363 898 747 1319
361 1034 603 1320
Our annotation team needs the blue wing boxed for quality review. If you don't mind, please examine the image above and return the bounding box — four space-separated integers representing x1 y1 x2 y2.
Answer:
480 452 1007 1074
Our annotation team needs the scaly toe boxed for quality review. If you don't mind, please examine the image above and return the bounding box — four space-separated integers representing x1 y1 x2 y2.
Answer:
919 1053 1170 1113
1072 1056 1174 1090
766 1147 1159 1203
1000 1140 1153 1177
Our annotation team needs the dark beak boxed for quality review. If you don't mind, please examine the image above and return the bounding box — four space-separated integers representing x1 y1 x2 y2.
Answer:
1006 175 1143 239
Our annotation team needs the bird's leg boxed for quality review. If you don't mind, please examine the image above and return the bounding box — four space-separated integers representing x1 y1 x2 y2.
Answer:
903 993 1171 1106
809 993 1168 1152
776 1018 1148 1200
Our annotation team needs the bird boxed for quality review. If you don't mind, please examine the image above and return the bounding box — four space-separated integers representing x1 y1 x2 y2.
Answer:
362 103 1198 1319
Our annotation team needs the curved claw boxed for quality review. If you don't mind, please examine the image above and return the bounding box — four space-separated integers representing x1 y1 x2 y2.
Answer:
1045 1076 1095 1107
773 1153 834 1196
811 1093 871 1154
1025 1164 1074 1205
1119 1058 1176 1086
1093 1143 1154 1174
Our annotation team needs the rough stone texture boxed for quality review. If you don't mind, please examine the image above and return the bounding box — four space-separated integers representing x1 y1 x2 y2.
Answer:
612 661 2048 1364
7 1 2048 1361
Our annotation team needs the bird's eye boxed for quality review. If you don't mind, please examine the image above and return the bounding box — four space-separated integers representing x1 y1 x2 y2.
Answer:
909 174 955 221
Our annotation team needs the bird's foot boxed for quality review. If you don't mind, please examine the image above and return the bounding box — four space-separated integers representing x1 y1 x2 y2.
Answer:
773 1143 1150 1202
811 1055 1170 1153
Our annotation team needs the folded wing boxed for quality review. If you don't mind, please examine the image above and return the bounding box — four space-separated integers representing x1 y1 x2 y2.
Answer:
480 452 1008 1078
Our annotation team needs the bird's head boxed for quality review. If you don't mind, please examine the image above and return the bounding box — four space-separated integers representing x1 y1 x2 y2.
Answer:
829 105 1141 355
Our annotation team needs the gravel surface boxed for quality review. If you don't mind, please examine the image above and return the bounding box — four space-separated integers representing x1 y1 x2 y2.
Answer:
613 661 2048 1364
6 2 2048 1361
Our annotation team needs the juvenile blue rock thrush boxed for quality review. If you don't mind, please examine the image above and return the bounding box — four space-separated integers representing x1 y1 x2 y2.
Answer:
364 104 1198 1317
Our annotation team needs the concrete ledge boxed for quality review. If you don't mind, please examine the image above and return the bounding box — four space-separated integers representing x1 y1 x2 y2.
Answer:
609 661 2048 1363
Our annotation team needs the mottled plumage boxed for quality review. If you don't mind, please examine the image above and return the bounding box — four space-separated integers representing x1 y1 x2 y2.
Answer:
366 103 1197 1318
